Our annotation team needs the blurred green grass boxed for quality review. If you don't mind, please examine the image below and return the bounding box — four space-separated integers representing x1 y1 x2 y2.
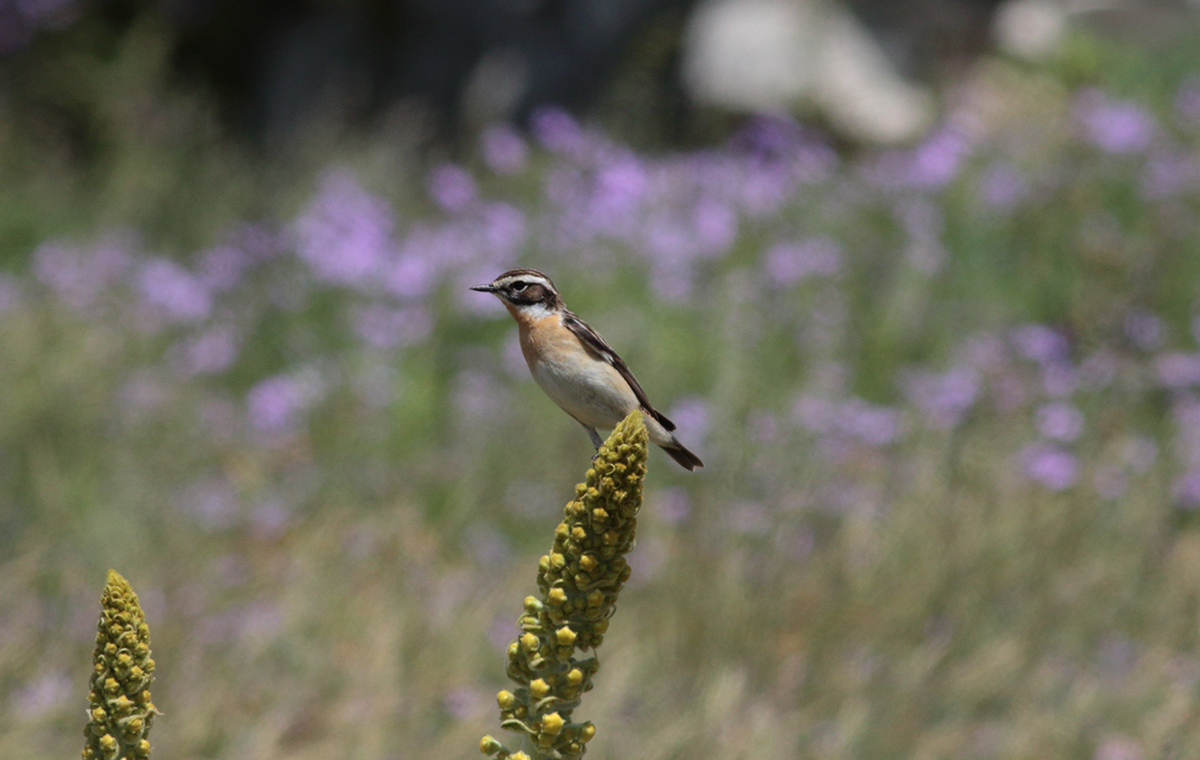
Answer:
3 20 1200 760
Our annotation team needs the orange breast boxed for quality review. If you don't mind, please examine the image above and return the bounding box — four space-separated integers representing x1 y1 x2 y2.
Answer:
514 311 577 367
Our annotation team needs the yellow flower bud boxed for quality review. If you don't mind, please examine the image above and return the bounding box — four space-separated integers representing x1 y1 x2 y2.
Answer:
480 735 504 754
587 590 605 607
556 627 577 646
541 712 565 735
579 554 598 572
549 552 566 570
512 753 531 760
529 679 549 698
581 722 596 741
520 633 539 651
547 588 567 606
496 690 515 709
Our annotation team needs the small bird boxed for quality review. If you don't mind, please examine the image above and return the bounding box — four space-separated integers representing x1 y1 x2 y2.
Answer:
471 268 704 471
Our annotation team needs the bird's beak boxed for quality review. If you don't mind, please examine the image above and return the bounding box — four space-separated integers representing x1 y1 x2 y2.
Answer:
470 283 498 293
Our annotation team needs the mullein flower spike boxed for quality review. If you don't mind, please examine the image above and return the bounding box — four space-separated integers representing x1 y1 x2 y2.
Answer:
482 410 648 760
83 570 157 760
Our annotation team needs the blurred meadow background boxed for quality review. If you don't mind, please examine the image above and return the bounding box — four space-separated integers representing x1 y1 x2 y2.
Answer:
5 0 1200 758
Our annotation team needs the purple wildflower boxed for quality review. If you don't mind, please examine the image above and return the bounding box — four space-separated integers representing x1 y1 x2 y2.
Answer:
1093 737 1143 760
139 258 213 322
902 366 980 428
530 105 584 154
1176 79 1200 125
197 245 249 292
1036 402 1084 442
763 238 842 285
294 170 394 285
1156 352 1200 388
383 252 437 300
653 487 691 524
478 202 527 255
33 237 133 310
1021 444 1079 491
480 124 529 174
352 304 432 349
694 198 737 256
739 163 794 217
174 325 239 376
1075 89 1155 154
174 477 240 529
590 156 647 235
667 397 710 443
1125 309 1164 351
246 370 323 435
978 163 1028 211
911 126 971 188
840 398 903 446
1042 362 1078 398
1012 324 1070 365
428 163 478 212
1174 468 1200 510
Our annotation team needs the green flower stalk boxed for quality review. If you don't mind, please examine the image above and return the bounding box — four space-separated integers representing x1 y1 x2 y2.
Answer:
83 569 157 760
482 410 649 760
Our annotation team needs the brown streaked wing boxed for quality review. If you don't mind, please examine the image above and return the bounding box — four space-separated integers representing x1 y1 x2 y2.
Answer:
561 312 677 432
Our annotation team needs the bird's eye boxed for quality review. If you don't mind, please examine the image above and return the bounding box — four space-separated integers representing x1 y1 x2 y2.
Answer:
512 281 528 292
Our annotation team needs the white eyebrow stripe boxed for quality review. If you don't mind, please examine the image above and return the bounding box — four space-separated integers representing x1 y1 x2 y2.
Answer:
496 274 553 290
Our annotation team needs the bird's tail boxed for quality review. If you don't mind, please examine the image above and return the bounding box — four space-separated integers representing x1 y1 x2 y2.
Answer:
661 441 704 471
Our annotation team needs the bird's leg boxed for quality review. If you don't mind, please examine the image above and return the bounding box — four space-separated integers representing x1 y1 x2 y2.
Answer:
582 424 604 460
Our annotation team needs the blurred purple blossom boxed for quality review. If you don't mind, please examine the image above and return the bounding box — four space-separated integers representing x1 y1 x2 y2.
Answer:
197 245 249 292
1125 310 1164 351
588 155 647 235
1075 89 1155 154
1174 468 1200 509
1021 444 1078 491
443 685 490 720
839 398 903 446
978 163 1028 211
478 202 527 255
530 105 584 154
746 409 779 445
667 397 709 443
1156 352 1200 388
763 238 841 285
1078 350 1117 391
911 127 971 188
902 366 980 428
33 236 133 310
173 325 239 376
352 304 432 349
428 163 478 212
1042 362 1078 398
1175 79 1200 125
139 258 213 323
294 170 395 285
383 252 437 300
1036 402 1084 442
1140 152 1200 200
246 370 324 435
653 487 691 524
1012 324 1069 365
12 673 72 719
694 199 737 255
480 124 529 174
1093 737 1143 760
174 477 240 529
462 523 511 566
453 369 506 420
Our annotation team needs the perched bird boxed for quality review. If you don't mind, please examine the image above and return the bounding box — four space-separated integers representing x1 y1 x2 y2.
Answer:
471 268 704 471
